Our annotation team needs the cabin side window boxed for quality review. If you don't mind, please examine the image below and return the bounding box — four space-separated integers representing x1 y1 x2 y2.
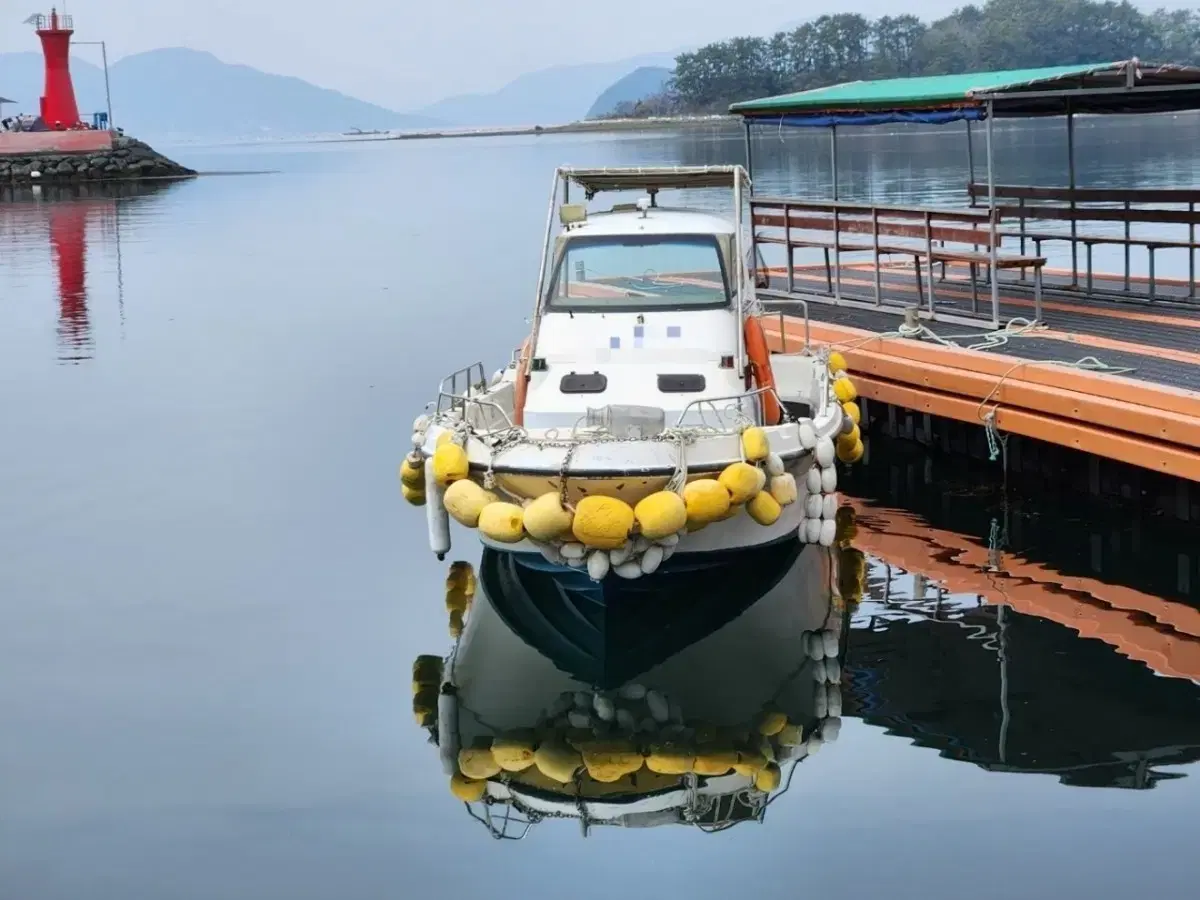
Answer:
545 234 730 311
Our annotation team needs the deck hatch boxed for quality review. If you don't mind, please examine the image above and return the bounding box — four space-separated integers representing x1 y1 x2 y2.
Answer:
560 372 608 394
657 374 707 393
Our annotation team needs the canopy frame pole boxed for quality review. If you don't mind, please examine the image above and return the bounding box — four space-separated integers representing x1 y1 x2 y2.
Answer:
1067 101 1078 288
986 101 1000 328
966 119 975 193
743 119 755 185
831 125 842 303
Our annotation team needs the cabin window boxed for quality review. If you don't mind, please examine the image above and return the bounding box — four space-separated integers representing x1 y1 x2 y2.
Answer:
657 374 706 393
560 372 608 394
545 234 730 311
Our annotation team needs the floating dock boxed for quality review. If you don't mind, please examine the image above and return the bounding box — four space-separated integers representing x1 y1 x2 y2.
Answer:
761 266 1200 489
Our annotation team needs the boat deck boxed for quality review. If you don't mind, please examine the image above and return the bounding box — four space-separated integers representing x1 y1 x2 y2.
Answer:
759 263 1200 484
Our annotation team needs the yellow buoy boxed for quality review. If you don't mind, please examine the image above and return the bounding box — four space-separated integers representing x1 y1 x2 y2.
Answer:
837 424 861 450
683 478 731 524
757 710 787 736
693 749 738 777
741 427 770 462
448 608 464 638
747 490 782 526
443 480 496 527
833 378 858 403
413 686 438 726
478 502 526 543
432 443 469 487
828 351 848 374
837 438 864 464
634 491 687 540
755 762 782 792
580 742 644 783
446 561 476 597
399 454 424 490
458 747 501 780
842 400 861 426
534 741 581 784
445 585 470 614
571 496 635 550
719 462 762 504
716 502 743 522
450 772 486 802
523 492 574 541
777 724 804 746
732 750 768 777
491 735 536 772
412 655 442 688
401 484 426 507
435 431 454 448
645 745 695 776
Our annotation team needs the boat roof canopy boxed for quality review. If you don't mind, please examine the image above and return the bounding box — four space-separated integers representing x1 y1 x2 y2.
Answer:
561 165 749 199
729 60 1200 127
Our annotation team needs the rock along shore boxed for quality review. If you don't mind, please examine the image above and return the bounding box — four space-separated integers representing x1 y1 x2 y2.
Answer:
0 136 196 185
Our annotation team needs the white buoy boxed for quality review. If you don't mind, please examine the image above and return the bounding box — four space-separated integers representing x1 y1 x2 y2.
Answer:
574 691 591 709
822 494 838 519
411 431 425 449
820 466 837 494
806 735 824 754
822 717 842 742
668 699 684 724
638 717 657 733
661 543 677 561
766 453 785 477
567 710 591 729
424 461 451 560
413 414 431 433
822 629 839 658
609 543 633 566
566 557 586 568
561 542 586 560
805 518 823 544
815 437 835 468
808 632 826 660
840 414 855 435
539 543 565 565
615 708 636 732
437 691 460 775
632 535 650 554
805 495 823 519
618 682 647 701
645 690 670 723
827 684 843 717
587 551 610 581
549 693 574 717
614 561 642 579
825 658 842 684
812 658 828 683
593 694 616 721
818 519 837 546
640 544 664 574
798 420 817 449
814 688 828 718
655 533 680 548
806 467 822 495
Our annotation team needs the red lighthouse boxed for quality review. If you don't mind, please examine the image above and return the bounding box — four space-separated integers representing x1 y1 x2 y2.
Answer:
33 8 81 128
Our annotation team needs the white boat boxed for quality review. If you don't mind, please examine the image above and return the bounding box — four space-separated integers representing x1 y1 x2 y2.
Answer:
410 537 850 836
400 165 864 575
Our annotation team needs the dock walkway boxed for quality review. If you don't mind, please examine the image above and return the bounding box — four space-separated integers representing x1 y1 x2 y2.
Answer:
760 263 1200 484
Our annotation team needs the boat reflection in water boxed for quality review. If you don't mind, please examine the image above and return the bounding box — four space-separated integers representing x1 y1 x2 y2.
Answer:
412 533 851 837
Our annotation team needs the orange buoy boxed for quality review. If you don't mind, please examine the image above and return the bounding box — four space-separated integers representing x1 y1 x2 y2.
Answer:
512 336 532 426
744 316 782 426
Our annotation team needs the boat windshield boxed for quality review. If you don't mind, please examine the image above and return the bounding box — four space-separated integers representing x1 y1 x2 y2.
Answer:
545 234 730 310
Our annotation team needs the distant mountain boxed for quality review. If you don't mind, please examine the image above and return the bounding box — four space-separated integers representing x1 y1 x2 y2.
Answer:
415 52 678 127
586 66 674 118
0 48 441 140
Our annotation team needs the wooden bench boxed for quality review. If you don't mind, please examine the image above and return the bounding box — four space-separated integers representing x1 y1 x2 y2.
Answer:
967 183 1200 299
750 197 1047 316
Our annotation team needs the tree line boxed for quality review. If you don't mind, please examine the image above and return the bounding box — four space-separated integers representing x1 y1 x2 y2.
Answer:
608 0 1200 116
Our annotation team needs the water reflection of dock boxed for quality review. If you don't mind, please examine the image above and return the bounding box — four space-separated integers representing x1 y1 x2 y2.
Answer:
0 181 180 362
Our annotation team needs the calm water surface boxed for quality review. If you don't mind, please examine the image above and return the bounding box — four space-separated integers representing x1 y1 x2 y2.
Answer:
1 121 1198 899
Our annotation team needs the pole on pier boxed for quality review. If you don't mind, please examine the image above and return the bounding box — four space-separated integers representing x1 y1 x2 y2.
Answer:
829 125 839 200
743 119 755 184
966 118 975 195
986 101 1000 328
1066 101 1078 287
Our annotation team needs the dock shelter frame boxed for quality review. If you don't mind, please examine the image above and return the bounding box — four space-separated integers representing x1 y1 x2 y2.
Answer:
730 60 1200 328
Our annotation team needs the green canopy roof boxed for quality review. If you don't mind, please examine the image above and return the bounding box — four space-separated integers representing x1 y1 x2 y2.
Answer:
729 61 1200 120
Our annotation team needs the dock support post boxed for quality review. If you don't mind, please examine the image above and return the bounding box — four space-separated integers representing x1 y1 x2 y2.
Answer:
1067 104 1078 288
965 119 975 194
986 101 1000 328
831 126 841 304
743 119 754 182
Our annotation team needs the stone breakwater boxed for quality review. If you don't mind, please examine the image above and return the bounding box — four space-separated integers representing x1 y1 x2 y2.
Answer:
0 138 195 184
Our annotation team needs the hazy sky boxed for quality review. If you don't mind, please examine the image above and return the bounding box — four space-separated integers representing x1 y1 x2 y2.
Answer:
1 0 1194 110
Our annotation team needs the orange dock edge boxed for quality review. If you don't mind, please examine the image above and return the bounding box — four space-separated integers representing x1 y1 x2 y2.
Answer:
763 317 1200 483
